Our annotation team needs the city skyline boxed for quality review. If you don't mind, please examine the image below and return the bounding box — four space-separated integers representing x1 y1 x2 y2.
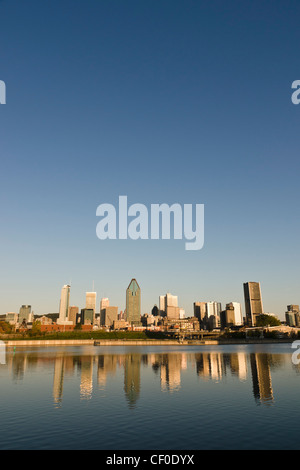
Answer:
1 1 300 322
2 276 297 322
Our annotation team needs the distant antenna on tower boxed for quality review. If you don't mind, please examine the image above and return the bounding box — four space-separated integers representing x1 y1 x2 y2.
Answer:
92 280 95 292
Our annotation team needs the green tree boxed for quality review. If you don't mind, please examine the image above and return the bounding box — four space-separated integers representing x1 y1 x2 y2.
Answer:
0 321 13 334
30 320 42 336
255 314 281 327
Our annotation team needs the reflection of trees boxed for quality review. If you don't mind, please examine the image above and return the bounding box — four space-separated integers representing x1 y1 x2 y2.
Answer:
9 354 27 381
9 352 39 381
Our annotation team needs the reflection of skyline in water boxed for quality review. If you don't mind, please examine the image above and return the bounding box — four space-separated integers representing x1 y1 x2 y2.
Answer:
124 354 141 408
250 354 273 405
3 348 295 408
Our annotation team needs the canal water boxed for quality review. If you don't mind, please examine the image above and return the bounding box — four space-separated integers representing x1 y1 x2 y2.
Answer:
0 343 299 450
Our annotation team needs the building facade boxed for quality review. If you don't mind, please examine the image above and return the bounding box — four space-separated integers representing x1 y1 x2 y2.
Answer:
126 279 141 326
243 282 264 326
57 285 71 324
100 297 110 310
68 306 79 325
78 308 94 325
227 302 243 326
86 292 97 312
159 293 180 320
100 306 119 327
19 305 32 324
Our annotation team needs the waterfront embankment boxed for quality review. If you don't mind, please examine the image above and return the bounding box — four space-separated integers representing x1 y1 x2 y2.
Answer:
2 338 294 347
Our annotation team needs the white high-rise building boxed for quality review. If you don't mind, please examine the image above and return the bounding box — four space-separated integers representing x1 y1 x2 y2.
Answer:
227 302 243 326
159 295 165 313
206 301 221 328
166 293 178 307
57 285 71 325
179 308 185 319
159 293 180 320
100 297 110 310
86 292 97 312
159 293 178 316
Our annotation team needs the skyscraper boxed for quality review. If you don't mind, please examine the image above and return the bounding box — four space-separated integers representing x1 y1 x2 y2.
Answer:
79 308 94 325
159 293 180 319
86 292 97 311
86 291 97 323
206 301 221 329
159 295 166 316
100 297 110 310
68 306 78 325
193 302 207 329
193 301 221 330
286 305 300 327
19 305 32 324
57 285 71 325
126 279 141 326
226 302 243 326
100 306 119 327
243 282 263 326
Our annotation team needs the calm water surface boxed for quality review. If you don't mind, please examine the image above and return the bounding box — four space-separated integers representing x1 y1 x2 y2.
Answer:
0 343 300 450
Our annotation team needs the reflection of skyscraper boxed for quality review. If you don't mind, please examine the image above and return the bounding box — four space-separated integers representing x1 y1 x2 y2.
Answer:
250 353 273 405
126 279 141 326
97 354 119 386
229 353 248 380
160 354 181 392
58 285 71 324
209 353 223 380
80 356 94 400
243 282 263 326
53 355 65 406
124 354 141 407
194 353 224 381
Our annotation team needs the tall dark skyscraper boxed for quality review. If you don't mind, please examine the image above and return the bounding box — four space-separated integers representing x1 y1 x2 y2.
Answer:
243 282 264 326
126 278 141 326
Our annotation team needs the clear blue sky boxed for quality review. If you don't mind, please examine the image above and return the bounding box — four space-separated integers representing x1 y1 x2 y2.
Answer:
1 0 300 319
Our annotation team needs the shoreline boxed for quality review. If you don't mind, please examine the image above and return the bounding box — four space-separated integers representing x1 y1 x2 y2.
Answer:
3 338 294 347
